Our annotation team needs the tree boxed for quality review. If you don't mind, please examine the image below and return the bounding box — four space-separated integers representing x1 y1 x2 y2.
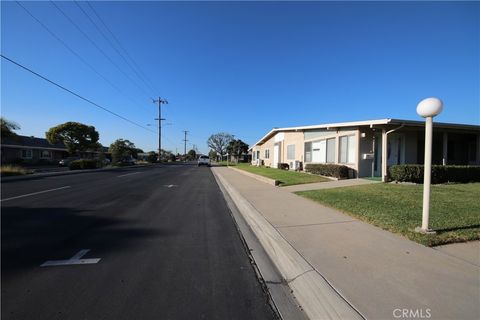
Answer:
187 149 197 161
146 151 158 163
226 139 249 162
1 118 20 141
208 149 218 161
109 139 137 164
207 132 234 159
46 122 99 155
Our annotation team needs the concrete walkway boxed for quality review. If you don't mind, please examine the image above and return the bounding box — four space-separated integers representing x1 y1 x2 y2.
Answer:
212 167 480 320
282 177 380 192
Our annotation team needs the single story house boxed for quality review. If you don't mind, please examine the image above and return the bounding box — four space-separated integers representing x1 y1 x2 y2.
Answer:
250 119 480 181
1 135 110 165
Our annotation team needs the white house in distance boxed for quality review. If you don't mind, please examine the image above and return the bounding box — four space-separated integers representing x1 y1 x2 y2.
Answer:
250 119 480 181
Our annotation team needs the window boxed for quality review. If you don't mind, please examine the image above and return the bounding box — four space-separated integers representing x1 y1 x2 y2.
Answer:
256 151 260 160
40 150 52 159
21 149 32 159
326 138 336 163
340 135 356 163
253 150 256 161
304 142 312 162
264 149 270 159
287 145 295 160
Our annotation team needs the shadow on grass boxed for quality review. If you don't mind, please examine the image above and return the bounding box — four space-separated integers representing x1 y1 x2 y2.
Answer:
434 224 480 233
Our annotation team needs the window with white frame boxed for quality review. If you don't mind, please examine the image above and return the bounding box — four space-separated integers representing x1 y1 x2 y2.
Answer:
339 135 356 163
304 142 312 162
21 149 33 159
40 150 52 159
264 149 270 159
287 144 295 160
326 138 336 163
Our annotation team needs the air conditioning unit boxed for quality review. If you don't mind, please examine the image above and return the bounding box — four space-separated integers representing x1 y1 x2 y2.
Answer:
290 160 302 171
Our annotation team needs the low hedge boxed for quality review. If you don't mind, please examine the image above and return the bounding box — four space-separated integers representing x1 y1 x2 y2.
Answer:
277 163 290 170
389 165 480 184
305 163 350 179
69 159 98 170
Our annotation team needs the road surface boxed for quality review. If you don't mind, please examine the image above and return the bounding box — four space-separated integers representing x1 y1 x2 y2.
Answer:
1 163 277 320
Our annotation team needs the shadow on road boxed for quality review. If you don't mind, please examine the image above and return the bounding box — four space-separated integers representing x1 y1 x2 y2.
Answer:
1 205 167 275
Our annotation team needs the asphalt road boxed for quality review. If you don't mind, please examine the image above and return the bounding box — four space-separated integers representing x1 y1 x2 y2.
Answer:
1 164 277 320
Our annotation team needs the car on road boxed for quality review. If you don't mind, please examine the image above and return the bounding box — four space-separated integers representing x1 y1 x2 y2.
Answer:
197 155 210 167
58 157 80 167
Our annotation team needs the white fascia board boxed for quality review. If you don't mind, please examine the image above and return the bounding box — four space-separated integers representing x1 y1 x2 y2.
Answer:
251 119 393 148
250 118 480 149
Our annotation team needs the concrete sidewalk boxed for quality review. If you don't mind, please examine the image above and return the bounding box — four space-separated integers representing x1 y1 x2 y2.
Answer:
212 167 479 320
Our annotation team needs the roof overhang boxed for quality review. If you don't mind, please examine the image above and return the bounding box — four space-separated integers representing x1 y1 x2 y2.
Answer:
250 118 480 148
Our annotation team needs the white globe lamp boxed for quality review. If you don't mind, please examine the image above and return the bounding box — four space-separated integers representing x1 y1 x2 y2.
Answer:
416 97 443 233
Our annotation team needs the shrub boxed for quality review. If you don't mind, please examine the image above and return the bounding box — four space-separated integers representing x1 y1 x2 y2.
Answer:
277 163 289 170
146 152 158 163
35 159 56 166
389 165 480 184
0 165 29 176
305 163 350 179
69 159 98 170
11 158 24 165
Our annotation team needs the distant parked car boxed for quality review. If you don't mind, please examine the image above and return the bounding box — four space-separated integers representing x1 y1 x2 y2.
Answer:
197 155 210 167
121 158 136 165
58 157 80 167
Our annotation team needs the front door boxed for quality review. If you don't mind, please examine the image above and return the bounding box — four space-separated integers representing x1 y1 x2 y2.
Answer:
273 144 280 168
387 134 403 166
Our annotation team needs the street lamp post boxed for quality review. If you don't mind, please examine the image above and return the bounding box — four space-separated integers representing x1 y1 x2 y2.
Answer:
415 97 443 233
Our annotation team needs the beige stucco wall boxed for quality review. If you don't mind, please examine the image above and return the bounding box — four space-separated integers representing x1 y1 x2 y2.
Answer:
304 128 359 174
251 131 304 168
282 132 304 165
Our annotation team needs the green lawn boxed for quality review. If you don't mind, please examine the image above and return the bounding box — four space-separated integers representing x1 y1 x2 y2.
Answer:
296 183 480 246
235 163 331 186
214 161 236 167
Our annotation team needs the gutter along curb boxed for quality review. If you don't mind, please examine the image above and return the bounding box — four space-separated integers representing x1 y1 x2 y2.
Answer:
212 168 363 320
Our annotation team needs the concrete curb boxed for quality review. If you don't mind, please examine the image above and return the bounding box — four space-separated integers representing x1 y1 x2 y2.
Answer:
212 168 364 320
228 166 279 186
1 164 155 182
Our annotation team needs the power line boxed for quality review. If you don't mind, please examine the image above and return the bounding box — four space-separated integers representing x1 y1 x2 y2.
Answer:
86 1 158 94
76 1 156 97
49 1 154 104
1 54 156 134
73 0 154 100
15 1 144 109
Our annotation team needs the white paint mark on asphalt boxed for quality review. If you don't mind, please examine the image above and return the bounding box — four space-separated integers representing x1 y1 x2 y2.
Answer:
163 184 178 188
40 249 101 267
117 172 141 178
1 186 71 202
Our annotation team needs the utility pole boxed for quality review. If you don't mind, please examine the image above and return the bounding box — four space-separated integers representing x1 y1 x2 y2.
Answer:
183 130 188 161
153 97 168 161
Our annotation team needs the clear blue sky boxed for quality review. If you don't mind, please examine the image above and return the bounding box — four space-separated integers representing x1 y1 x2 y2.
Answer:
2 1 479 154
